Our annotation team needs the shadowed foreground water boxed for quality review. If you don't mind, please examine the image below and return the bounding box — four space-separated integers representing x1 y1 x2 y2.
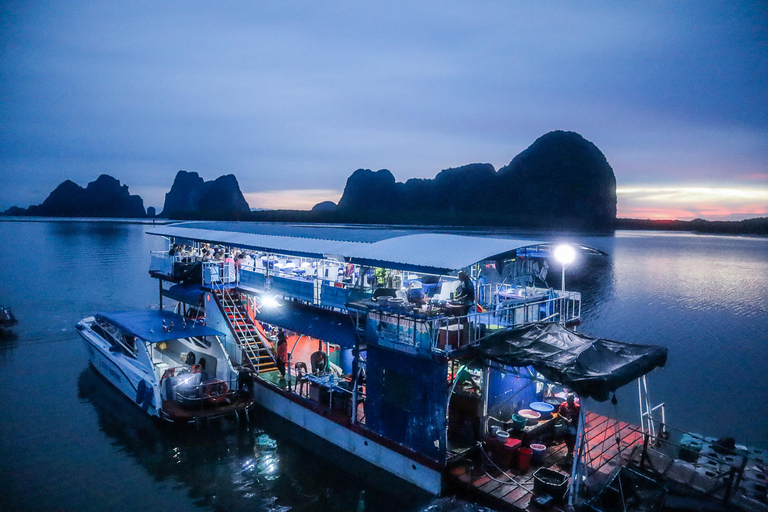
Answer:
0 220 765 512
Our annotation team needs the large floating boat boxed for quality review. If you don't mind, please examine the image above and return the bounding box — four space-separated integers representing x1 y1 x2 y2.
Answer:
79 222 766 510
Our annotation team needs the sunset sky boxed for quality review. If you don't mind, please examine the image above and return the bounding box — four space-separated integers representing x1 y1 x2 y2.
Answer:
1 1 766 220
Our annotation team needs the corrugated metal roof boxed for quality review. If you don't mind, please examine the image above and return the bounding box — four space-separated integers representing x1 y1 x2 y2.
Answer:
146 223 592 274
346 233 545 273
146 225 359 260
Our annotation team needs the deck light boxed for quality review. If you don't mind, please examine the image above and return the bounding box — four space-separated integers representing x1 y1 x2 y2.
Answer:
554 244 576 292
261 296 280 309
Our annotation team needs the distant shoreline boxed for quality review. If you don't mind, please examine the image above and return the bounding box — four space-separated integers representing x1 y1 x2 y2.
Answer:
0 216 173 225
1 214 766 236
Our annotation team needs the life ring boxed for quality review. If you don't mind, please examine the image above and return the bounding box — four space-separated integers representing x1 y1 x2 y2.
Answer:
203 379 229 403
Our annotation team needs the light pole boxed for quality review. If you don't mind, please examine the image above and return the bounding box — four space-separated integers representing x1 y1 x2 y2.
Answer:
554 244 576 293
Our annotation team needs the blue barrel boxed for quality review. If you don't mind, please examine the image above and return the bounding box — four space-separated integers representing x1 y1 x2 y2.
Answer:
340 348 354 374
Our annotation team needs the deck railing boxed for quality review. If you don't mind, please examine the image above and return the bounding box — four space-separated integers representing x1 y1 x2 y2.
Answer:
428 293 581 352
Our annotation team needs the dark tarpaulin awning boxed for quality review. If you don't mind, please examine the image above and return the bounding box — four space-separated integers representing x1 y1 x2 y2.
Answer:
256 301 359 349
463 323 668 401
164 284 207 305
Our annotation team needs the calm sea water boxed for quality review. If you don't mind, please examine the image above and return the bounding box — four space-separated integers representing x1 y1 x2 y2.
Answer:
0 220 766 512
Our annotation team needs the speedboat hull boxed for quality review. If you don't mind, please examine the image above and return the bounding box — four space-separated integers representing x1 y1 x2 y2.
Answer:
77 311 253 423
77 318 160 417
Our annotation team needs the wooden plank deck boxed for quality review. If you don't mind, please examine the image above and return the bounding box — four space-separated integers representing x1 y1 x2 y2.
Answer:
446 411 646 511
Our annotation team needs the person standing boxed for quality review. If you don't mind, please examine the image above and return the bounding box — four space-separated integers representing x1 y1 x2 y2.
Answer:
559 393 581 459
453 271 476 315
276 329 288 379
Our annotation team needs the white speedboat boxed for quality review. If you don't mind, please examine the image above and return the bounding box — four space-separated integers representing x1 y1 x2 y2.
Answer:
77 309 252 423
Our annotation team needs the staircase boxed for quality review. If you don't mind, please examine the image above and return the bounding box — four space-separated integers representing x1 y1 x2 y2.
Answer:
214 289 279 374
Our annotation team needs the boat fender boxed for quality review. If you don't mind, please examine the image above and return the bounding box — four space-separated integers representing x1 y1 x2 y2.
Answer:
141 382 154 412
136 379 147 404
204 380 229 404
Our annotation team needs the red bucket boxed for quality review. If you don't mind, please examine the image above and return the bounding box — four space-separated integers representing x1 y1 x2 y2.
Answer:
518 447 533 470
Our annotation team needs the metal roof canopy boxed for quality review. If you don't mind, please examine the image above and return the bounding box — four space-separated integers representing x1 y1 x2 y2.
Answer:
147 224 604 275
95 309 225 343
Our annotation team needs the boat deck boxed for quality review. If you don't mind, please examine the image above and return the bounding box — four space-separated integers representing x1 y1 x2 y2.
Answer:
447 411 645 511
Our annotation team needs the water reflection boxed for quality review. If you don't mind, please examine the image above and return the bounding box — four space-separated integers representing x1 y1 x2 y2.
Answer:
0 328 19 356
77 366 431 512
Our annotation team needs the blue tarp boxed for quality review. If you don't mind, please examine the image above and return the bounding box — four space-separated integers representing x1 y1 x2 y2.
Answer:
487 366 540 419
164 284 207 305
95 310 225 343
461 322 668 401
256 301 359 348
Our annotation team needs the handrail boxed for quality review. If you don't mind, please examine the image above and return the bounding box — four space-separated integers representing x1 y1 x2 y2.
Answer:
429 294 582 352
214 290 276 374
635 415 751 506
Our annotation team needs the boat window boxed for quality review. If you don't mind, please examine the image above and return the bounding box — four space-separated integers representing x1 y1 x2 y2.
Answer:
191 336 212 349
96 321 138 358
91 324 112 344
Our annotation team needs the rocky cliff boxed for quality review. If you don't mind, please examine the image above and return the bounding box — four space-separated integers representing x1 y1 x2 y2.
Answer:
160 171 250 219
5 175 145 217
332 131 617 228
495 131 617 228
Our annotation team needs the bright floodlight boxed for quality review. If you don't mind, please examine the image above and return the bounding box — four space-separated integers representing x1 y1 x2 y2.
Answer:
261 296 280 308
554 244 576 265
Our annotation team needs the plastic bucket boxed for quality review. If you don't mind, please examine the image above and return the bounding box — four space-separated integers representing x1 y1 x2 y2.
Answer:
518 447 533 470
495 429 510 441
518 409 542 425
530 443 547 464
529 402 555 420
512 414 527 430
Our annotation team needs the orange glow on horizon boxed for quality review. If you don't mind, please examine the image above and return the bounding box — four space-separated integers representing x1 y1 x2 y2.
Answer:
244 189 342 211
617 186 768 221
243 186 768 221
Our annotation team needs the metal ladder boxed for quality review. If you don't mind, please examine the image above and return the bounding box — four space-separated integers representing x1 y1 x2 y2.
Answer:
214 289 278 374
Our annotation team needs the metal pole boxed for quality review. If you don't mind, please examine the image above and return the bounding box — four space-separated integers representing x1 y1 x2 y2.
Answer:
569 406 586 508
561 263 567 293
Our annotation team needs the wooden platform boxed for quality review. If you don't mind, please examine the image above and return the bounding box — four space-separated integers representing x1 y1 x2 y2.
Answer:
581 411 644 484
446 411 646 511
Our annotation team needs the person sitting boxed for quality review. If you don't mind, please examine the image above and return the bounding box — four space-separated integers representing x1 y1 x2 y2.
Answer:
407 281 425 305
310 350 328 375
559 393 581 459
196 357 211 382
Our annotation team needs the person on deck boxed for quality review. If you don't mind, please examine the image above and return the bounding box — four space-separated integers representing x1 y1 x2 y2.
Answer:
374 267 388 288
559 393 581 459
276 329 288 379
453 271 476 315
